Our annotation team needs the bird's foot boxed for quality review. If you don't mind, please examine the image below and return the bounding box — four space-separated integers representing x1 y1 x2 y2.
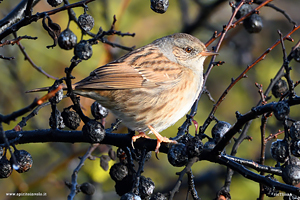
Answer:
148 125 177 154
131 132 151 149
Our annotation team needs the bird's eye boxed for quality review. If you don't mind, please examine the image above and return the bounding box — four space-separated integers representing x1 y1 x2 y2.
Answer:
184 47 193 53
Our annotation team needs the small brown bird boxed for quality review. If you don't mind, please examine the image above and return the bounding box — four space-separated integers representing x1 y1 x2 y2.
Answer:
32 33 217 153
73 33 217 152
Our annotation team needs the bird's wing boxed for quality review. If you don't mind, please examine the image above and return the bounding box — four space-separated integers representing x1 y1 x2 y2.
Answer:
75 45 184 90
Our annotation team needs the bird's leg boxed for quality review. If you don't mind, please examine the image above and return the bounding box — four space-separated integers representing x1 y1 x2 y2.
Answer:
131 131 151 149
148 125 177 153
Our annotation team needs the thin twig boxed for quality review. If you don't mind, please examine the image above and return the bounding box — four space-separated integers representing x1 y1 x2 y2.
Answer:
68 144 99 200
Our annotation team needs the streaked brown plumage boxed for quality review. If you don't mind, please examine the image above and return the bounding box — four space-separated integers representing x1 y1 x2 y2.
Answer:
73 33 217 152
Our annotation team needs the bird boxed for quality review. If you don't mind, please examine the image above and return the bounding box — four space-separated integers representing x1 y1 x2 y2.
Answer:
32 33 217 153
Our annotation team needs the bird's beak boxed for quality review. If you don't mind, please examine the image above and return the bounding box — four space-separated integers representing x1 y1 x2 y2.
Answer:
200 51 218 56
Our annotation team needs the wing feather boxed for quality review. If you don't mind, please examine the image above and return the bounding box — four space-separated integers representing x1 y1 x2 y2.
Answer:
75 45 183 90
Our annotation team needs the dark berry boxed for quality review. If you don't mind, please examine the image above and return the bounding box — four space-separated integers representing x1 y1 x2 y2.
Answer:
47 0 62 7
139 176 155 199
150 192 167 200
82 120 105 143
273 101 289 121
211 121 231 143
289 156 300 166
61 109 81 130
132 149 152 162
120 192 142 200
177 134 192 145
186 136 203 157
167 143 188 167
291 140 300 157
270 139 289 163
74 40 93 60
150 0 169 14
290 121 300 140
262 175 279 197
293 47 300 63
272 78 288 98
58 28 77 50
49 109 65 129
243 14 263 33
282 164 300 185
80 182 95 195
0 157 12 178
12 150 33 173
203 140 216 150
110 163 128 182
234 3 252 19
78 13 95 32
115 174 134 196
91 101 109 120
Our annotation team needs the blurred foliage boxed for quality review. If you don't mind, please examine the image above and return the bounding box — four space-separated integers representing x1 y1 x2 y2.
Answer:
0 0 300 199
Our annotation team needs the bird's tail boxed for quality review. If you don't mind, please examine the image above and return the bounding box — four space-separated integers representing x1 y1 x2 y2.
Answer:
26 84 69 93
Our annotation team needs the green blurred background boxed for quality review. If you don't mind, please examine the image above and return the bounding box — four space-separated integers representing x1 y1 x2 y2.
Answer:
0 0 300 199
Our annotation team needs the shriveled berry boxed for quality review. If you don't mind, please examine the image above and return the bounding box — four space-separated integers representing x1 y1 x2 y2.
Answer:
58 28 77 50
91 101 109 120
272 78 288 98
168 143 188 167
120 192 142 200
12 150 33 173
0 157 12 178
293 47 300 63
47 0 62 7
243 14 263 33
61 109 81 130
234 3 252 19
290 121 300 140
203 140 216 150
289 156 300 166
262 175 279 197
211 121 231 143
186 136 203 157
273 101 289 121
115 174 134 196
150 0 169 14
270 139 289 163
74 40 93 60
177 134 192 145
82 120 105 143
139 176 155 199
110 162 128 182
282 164 300 185
80 182 95 195
49 109 65 129
291 140 300 157
78 13 95 32
132 148 152 162
150 192 167 200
